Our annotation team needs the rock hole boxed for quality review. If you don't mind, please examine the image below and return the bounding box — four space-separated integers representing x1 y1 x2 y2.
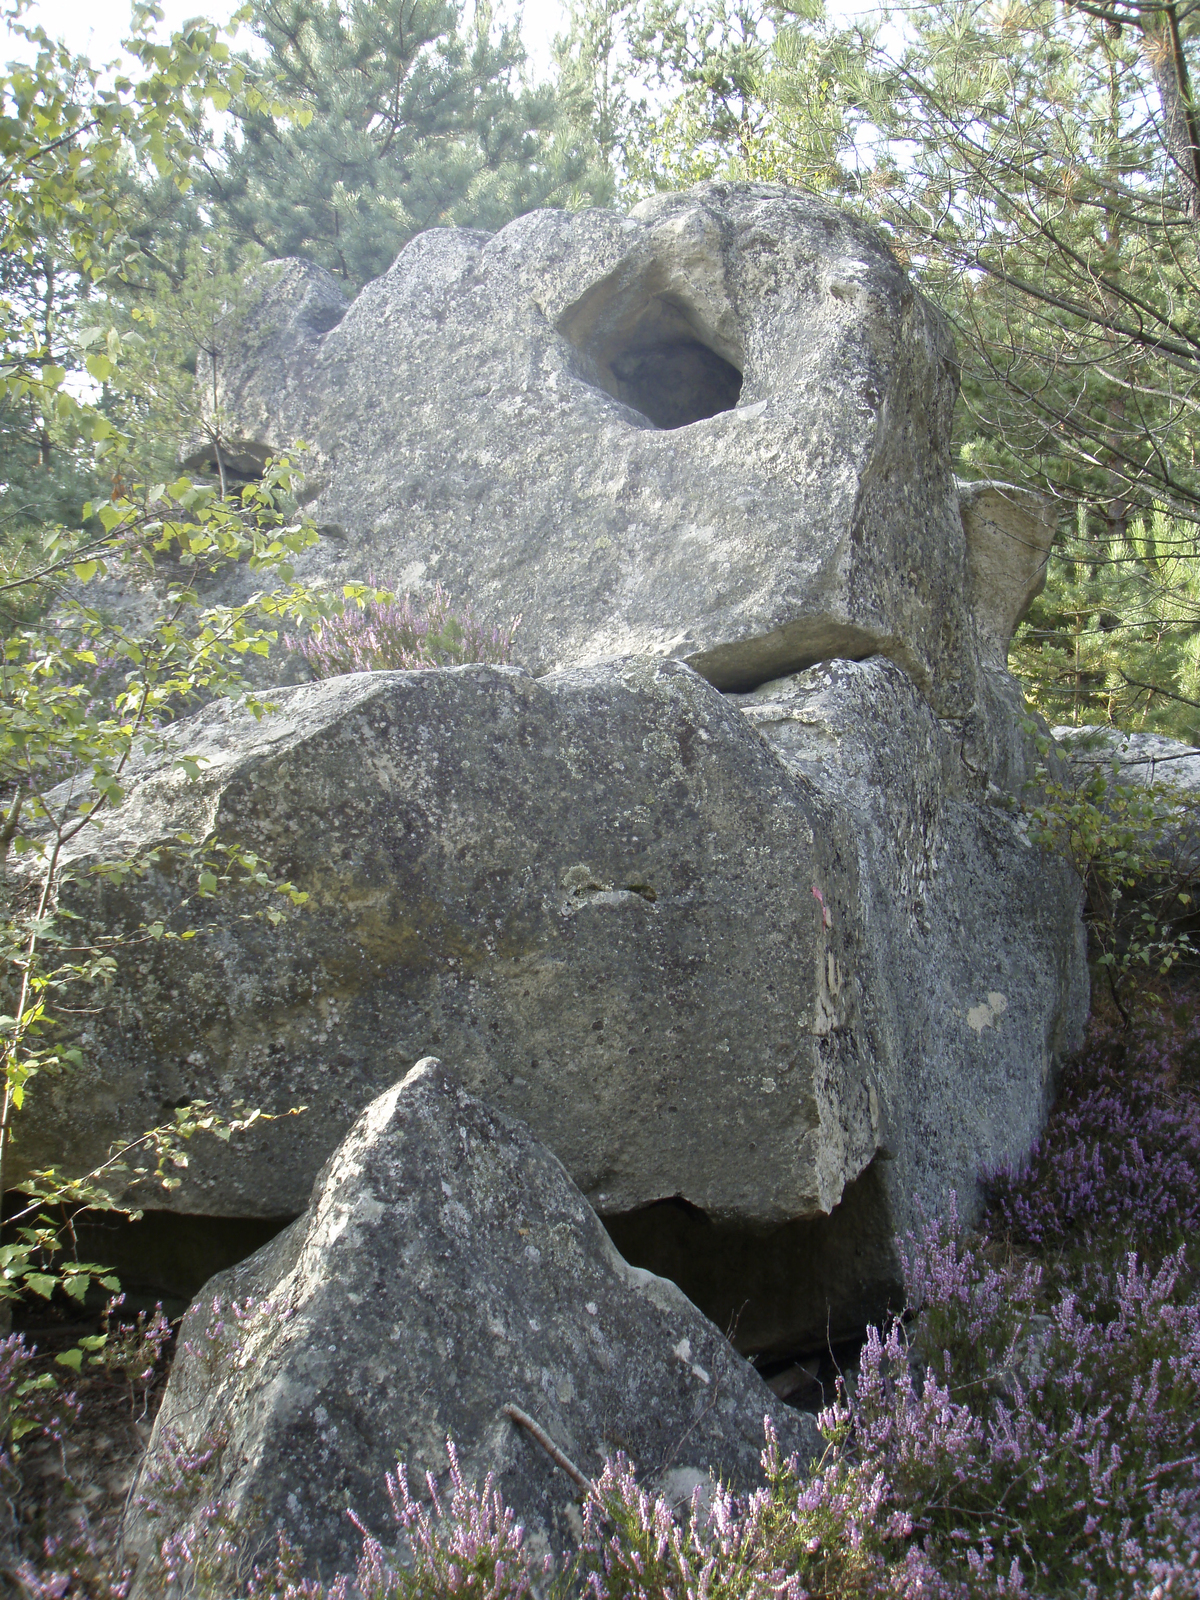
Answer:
559 284 743 431
303 301 347 336
754 1335 869 1414
601 1162 903 1360
608 338 742 430
180 438 273 482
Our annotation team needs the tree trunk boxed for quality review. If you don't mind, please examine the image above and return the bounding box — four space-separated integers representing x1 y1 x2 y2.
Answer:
1140 1 1200 219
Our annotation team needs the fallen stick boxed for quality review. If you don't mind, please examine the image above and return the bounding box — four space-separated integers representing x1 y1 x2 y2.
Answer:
502 1402 591 1494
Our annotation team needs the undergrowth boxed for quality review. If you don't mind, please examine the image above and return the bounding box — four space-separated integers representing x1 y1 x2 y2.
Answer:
985 989 1200 1274
8 988 1200 1597
284 583 519 678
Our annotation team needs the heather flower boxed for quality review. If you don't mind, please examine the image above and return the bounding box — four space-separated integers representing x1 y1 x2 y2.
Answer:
13 1530 133 1599
985 991 1200 1266
881 1215 1200 1593
323 1438 544 1600
285 584 518 679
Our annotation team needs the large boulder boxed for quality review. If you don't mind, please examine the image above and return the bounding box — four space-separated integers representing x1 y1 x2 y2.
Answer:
26 654 1086 1353
24 182 1089 1355
121 1060 817 1589
1052 725 1200 794
183 181 1035 718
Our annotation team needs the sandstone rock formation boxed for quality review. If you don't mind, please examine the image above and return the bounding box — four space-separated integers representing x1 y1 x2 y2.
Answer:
22 181 1091 1356
122 1060 816 1589
185 181 1030 719
957 481 1055 669
1053 724 1200 881
1053 725 1200 793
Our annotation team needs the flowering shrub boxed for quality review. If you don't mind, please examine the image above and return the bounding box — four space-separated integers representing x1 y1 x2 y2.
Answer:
0 1331 72 1456
119 1234 1200 1599
866 1219 1200 1594
569 1436 920 1600
142 1427 261 1598
985 990 1200 1265
286 585 519 679
334 1441 546 1600
2 1303 176 1598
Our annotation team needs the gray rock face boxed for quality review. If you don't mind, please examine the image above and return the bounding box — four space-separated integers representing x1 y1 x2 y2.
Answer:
186 181 1034 716
738 659 1086 1220
28 654 1087 1353
956 481 1055 669
1052 724 1200 792
25 183 1091 1357
122 1060 816 1589
33 659 870 1229
1052 723 1200 880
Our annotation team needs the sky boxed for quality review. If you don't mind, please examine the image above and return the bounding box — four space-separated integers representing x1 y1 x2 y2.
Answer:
6 0 885 102
5 0 571 78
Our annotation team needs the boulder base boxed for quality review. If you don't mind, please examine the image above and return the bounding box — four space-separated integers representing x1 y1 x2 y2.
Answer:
27 657 1087 1353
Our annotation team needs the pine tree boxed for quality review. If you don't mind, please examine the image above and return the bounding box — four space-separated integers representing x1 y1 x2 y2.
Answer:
205 0 612 286
1012 504 1200 740
849 0 1200 732
550 0 645 192
841 0 1200 526
0 234 97 540
556 0 852 198
0 7 267 553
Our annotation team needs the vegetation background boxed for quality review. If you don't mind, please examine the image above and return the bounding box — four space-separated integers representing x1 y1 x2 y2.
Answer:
4 0 1200 1590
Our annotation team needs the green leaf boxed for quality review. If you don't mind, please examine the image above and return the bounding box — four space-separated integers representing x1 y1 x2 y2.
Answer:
56 1346 84 1371
72 560 99 584
24 1273 57 1299
16 1373 57 1398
